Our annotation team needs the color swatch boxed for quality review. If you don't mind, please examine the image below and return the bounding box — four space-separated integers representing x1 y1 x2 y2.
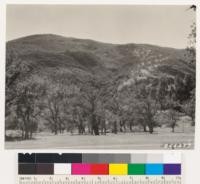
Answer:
90 164 109 175
54 164 71 175
128 164 145 175
145 164 164 175
109 164 128 175
18 153 181 175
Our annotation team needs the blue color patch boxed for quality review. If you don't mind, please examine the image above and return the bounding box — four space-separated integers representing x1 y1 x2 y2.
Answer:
145 164 163 175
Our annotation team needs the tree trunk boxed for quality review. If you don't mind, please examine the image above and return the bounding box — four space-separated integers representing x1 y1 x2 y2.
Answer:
91 114 100 135
143 125 147 132
92 117 99 135
59 124 62 134
191 116 195 126
129 122 133 132
123 124 126 133
21 129 24 139
78 123 85 135
149 125 154 134
104 126 106 135
88 125 92 135
93 125 99 135
101 125 103 135
101 119 106 135
119 121 123 132
24 129 29 139
54 123 58 135
113 121 117 134
30 130 33 139
78 126 81 134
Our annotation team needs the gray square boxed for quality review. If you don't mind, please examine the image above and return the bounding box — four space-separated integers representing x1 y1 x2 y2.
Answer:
82 154 99 163
97 154 115 163
147 154 163 163
131 154 147 163
114 154 131 163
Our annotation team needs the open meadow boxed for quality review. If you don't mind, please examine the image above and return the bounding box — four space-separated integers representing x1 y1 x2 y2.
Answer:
5 121 194 149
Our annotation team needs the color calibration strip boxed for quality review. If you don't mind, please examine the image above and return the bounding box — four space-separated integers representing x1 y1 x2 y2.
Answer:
18 153 181 175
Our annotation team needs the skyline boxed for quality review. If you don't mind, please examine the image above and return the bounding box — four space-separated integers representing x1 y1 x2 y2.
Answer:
6 5 195 48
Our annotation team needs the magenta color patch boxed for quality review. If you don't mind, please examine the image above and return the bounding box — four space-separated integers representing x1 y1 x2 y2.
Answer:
72 164 91 175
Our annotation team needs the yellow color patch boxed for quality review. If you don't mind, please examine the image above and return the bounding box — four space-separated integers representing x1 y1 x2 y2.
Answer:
109 164 128 175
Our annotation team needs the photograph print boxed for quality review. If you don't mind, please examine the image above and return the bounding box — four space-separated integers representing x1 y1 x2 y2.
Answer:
5 5 196 149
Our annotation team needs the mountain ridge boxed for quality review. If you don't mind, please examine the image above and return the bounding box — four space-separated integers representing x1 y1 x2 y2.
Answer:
6 34 194 87
7 33 186 50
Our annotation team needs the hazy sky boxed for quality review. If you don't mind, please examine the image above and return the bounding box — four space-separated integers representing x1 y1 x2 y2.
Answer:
6 5 195 48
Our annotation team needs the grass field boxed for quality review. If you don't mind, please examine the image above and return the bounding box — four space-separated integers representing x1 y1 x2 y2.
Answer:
5 125 194 149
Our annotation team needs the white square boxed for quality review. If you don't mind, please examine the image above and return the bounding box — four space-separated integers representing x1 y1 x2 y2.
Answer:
54 164 71 175
147 154 163 163
163 153 181 163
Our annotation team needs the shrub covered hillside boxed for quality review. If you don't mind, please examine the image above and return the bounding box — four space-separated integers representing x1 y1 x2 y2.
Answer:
6 34 195 140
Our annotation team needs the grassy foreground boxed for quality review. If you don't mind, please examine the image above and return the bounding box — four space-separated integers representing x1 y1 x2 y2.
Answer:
5 125 194 149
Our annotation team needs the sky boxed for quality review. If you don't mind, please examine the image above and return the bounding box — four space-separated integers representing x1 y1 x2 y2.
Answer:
6 5 195 48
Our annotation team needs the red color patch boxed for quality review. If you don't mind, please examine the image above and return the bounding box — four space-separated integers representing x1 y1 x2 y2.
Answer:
90 164 109 175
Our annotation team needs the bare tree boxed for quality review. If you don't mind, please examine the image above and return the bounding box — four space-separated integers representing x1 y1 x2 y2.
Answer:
15 79 44 139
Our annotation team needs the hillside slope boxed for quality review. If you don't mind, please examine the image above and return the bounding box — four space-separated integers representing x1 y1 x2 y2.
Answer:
6 34 194 89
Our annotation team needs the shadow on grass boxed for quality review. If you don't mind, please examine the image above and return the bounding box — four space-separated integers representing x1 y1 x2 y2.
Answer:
5 135 37 142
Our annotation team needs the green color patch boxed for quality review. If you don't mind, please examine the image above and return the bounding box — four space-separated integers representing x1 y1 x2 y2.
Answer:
128 164 145 175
